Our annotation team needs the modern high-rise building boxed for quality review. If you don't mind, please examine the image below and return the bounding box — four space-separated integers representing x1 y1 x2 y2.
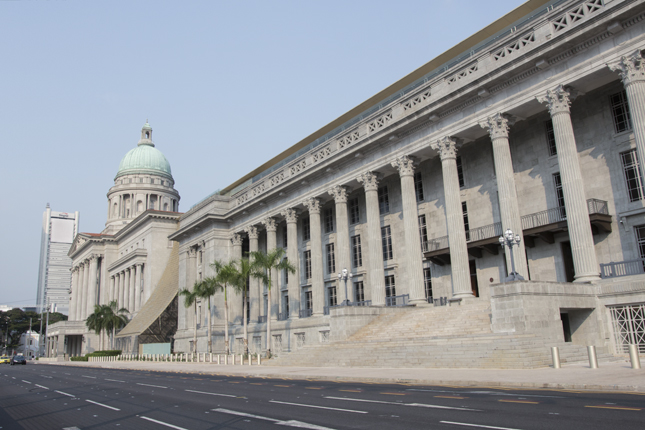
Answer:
36 204 79 314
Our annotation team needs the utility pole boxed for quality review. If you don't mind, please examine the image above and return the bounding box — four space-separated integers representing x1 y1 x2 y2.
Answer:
44 304 50 358
38 307 44 358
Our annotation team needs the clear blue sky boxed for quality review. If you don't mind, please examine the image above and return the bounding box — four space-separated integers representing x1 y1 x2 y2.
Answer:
0 0 526 308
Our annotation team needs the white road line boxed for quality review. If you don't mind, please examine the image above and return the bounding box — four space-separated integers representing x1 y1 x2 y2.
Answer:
35 384 49 390
407 389 562 399
22 380 31 384
140 416 188 430
85 399 120 411
105 379 125 383
82 375 97 379
137 383 167 389
213 408 278 422
185 389 236 397
269 400 367 414
55 390 76 398
440 421 523 430
213 408 336 429
324 396 479 411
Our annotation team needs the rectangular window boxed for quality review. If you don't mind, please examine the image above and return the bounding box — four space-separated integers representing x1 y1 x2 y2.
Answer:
545 120 557 156
621 150 644 202
611 90 632 134
328 285 337 307
457 156 465 188
302 217 311 241
354 281 364 302
381 226 393 261
414 171 424 201
378 186 390 214
305 291 312 310
349 198 360 224
418 214 428 248
351 235 363 268
553 173 565 208
304 251 312 280
424 268 433 300
385 275 396 298
326 243 336 275
324 208 334 233
462 202 470 241
636 225 645 260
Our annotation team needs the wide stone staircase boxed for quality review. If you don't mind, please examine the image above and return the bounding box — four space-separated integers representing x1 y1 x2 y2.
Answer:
267 301 617 369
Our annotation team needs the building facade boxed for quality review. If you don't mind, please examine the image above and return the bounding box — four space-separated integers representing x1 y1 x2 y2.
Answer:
170 0 645 362
36 205 79 315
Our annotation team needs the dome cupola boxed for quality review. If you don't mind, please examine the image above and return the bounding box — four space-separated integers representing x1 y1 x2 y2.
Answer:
116 121 173 180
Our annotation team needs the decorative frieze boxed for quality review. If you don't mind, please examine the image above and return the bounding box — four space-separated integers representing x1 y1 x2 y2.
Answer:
312 146 332 163
368 112 393 132
552 0 604 33
290 160 307 176
402 90 432 111
338 131 360 149
493 33 535 61
269 171 286 187
447 64 478 84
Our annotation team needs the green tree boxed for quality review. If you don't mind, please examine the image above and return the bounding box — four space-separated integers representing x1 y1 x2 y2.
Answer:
100 301 129 350
179 284 200 355
194 277 220 353
249 248 295 358
211 259 238 354
231 257 262 355
85 304 106 350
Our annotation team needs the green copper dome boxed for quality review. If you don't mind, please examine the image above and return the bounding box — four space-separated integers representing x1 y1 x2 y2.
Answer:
115 122 173 180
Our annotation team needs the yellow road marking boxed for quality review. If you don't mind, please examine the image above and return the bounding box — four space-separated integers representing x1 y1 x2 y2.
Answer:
585 405 641 411
275 385 291 387
435 396 467 399
499 400 539 404
306 387 324 390
228 381 241 384
340 390 362 393
250 383 264 385
380 392 406 396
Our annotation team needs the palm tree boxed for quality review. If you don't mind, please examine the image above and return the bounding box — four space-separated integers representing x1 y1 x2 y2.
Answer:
211 260 237 354
179 284 200 355
249 248 295 358
101 301 129 350
194 277 220 353
85 304 105 351
231 257 262 355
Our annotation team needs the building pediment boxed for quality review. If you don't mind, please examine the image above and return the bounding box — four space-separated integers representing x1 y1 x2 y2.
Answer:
108 249 148 272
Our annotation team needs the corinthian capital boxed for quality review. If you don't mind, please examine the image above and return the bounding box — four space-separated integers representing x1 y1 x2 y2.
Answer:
356 171 380 192
262 217 277 232
608 50 645 87
391 155 416 177
230 233 243 246
431 136 459 161
536 84 571 116
245 225 259 240
303 197 321 215
480 113 510 140
328 185 349 204
281 208 298 224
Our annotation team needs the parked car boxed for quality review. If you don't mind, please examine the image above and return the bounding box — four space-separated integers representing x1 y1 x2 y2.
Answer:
0 356 10 364
10 355 26 365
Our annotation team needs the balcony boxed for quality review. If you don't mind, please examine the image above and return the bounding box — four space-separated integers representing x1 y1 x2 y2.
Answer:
600 258 645 279
423 199 612 265
323 300 373 315
299 308 313 318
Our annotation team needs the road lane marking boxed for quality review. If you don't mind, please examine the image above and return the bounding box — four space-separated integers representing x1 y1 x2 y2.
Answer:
270 400 368 414
55 390 75 397
585 405 641 411
136 383 168 389
250 383 264 385
105 379 125 383
275 385 291 387
339 390 361 393
324 396 479 411
140 416 188 430
213 408 336 429
380 392 405 395
35 384 49 390
436 396 467 399
498 400 539 404
440 422 523 430
185 389 236 398
85 399 120 411
82 375 97 379
407 389 562 398
22 380 31 384
305 387 324 390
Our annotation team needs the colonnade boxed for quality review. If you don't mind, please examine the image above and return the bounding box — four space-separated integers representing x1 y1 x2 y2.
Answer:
70 254 102 321
109 263 145 314
108 191 178 220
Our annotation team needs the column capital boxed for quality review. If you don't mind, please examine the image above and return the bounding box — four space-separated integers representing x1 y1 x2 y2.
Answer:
245 225 259 240
479 113 510 139
431 136 459 161
303 197 321 214
230 233 243 246
328 185 349 203
391 155 416 177
262 216 277 232
536 84 571 116
281 208 299 224
608 50 645 87
356 171 381 192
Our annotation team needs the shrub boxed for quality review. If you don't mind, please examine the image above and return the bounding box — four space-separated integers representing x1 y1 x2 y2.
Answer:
87 350 121 357
70 356 88 361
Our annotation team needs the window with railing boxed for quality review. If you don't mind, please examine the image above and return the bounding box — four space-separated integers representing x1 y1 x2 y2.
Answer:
611 90 632 134
302 217 311 241
414 171 424 202
378 186 390 214
462 202 470 241
326 243 336 274
349 198 360 224
304 250 312 279
324 208 334 233
419 214 428 247
351 235 362 267
457 156 465 188
545 120 557 156
424 268 432 300
381 226 393 261
553 173 566 216
328 285 337 307
385 275 396 298
354 281 364 302
621 150 644 202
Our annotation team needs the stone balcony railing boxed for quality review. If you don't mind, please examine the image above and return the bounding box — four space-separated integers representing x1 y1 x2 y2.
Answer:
600 258 645 279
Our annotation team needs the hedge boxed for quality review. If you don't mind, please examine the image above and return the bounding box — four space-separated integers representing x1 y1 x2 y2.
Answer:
87 350 121 357
70 356 88 361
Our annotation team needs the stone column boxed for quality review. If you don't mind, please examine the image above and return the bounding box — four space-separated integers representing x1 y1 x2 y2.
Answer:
356 172 386 306
537 85 599 282
129 265 136 313
134 264 142 312
262 217 279 321
431 137 473 298
87 256 98 316
609 51 645 184
282 208 300 319
69 268 78 321
304 198 324 315
230 233 244 324
109 275 115 304
123 269 131 311
391 156 426 304
82 261 91 318
246 226 260 322
76 265 84 320
480 113 529 279
329 186 352 302
118 271 126 309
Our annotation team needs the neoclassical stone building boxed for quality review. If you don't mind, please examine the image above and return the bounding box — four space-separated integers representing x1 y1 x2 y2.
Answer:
171 0 645 364
46 123 181 357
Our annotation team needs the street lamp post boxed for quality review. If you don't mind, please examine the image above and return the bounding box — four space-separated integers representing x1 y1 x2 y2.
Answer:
337 268 353 306
499 228 525 282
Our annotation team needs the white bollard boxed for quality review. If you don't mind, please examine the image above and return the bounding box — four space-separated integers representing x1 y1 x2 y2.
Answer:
551 346 561 369
248 354 252 366
628 344 641 369
224 354 228 365
217 354 221 365
240 354 243 366
587 345 599 369
209 353 213 363
258 354 261 365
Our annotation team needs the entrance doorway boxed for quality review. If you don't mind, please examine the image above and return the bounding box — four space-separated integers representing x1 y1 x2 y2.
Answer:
469 260 479 297
561 241 575 282
561 313 572 342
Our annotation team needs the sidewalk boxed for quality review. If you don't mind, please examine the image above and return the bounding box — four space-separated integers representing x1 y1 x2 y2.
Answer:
39 357 645 393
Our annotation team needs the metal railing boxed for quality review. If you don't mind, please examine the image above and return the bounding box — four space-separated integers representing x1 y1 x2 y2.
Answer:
588 198 609 215
299 308 313 318
600 258 645 279
422 235 449 253
277 312 288 321
429 296 448 306
521 206 566 230
466 222 503 242
257 316 267 323
323 300 373 315
385 294 409 307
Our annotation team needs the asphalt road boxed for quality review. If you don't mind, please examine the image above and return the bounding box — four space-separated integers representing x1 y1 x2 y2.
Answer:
0 363 643 430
